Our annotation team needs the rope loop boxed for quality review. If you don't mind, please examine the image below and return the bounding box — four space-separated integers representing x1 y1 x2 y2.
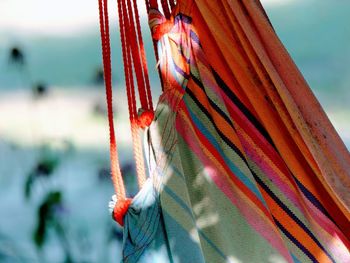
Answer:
98 0 176 225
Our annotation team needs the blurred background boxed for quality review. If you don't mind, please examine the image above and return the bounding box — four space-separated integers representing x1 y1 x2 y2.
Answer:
0 0 349 262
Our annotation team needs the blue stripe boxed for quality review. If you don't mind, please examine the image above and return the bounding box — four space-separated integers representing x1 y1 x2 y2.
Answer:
291 253 303 263
190 30 201 46
161 210 205 263
185 100 266 205
187 76 247 163
163 186 228 260
164 186 195 220
173 60 190 79
167 57 188 89
198 231 227 260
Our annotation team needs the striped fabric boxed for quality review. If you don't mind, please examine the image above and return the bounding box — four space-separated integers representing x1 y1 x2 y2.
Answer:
121 1 350 262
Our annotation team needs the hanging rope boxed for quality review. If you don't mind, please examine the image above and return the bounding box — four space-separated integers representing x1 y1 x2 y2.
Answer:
98 0 176 226
97 0 153 225
132 0 153 110
117 0 145 190
147 0 166 92
98 0 126 200
119 0 153 189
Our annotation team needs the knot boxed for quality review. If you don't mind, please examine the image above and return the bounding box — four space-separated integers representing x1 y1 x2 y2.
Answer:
113 198 132 226
152 20 174 40
137 109 155 128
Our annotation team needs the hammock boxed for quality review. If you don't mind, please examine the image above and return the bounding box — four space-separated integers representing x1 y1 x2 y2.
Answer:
98 0 350 262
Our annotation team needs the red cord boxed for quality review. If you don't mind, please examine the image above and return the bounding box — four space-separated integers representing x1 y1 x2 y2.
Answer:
113 198 132 226
98 0 173 225
132 0 153 110
118 0 137 121
98 0 126 200
121 0 150 188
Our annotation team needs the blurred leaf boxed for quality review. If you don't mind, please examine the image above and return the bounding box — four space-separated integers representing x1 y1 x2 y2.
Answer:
35 156 59 177
44 191 62 210
35 155 59 177
92 100 118 118
121 162 138 197
33 191 63 249
25 155 60 199
24 172 34 199
24 148 60 199
33 217 46 248
108 226 123 243
92 101 107 116
32 82 49 98
64 255 73 263
121 163 134 176
8 46 25 65
97 167 110 182
92 67 104 85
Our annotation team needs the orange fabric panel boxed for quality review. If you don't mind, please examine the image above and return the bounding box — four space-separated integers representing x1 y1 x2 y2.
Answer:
174 0 350 235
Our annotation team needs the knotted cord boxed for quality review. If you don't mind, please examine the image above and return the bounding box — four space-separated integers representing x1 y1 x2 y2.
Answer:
97 0 156 218
98 0 176 225
98 0 126 200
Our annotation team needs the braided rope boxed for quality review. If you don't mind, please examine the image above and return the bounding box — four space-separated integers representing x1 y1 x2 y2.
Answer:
97 0 175 222
132 0 153 110
98 0 126 199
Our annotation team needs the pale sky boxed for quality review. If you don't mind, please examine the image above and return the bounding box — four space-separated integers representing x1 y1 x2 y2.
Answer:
0 0 296 35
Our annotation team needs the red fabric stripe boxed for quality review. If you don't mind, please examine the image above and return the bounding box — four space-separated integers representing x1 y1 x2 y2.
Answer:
178 99 273 222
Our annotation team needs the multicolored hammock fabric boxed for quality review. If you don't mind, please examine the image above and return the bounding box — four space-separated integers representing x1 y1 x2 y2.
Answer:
98 0 350 262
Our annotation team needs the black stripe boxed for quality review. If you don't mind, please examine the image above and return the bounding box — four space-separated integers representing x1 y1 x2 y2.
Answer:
254 174 336 263
191 73 237 131
186 75 335 263
292 174 335 223
185 86 248 165
211 69 277 150
273 217 318 263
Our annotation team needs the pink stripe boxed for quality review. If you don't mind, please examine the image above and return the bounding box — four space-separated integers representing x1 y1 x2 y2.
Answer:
302 192 350 248
237 129 305 212
220 91 350 258
221 90 295 180
219 90 307 209
240 130 350 260
302 197 350 261
220 90 350 250
190 41 224 98
190 56 305 214
175 109 294 263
